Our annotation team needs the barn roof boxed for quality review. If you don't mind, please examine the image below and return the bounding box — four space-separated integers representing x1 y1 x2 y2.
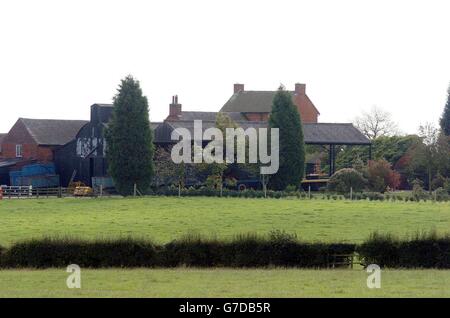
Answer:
19 118 89 146
155 120 370 145
303 123 371 145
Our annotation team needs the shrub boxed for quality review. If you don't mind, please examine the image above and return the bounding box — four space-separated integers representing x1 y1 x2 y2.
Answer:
367 159 401 193
362 192 385 201
327 168 367 194
285 185 297 193
358 231 450 268
162 234 224 267
1 234 356 269
0 245 4 267
434 187 449 202
358 232 399 268
412 180 428 201
444 179 450 195
2 237 159 268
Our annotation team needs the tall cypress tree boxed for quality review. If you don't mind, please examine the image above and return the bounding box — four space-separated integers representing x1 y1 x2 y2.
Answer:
440 84 450 136
268 86 305 190
105 75 154 196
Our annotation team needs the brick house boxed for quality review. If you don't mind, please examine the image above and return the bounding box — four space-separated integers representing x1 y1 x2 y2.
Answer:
220 83 320 123
0 118 88 162
161 83 370 178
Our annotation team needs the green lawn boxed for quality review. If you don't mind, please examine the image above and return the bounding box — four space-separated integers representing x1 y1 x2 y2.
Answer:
1 197 449 298
0 268 448 298
0 197 449 246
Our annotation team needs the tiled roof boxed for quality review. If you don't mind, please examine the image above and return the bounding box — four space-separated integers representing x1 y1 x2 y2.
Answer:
19 118 88 146
176 111 247 122
220 90 320 116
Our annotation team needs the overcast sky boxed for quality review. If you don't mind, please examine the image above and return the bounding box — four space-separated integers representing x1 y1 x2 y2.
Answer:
0 0 449 134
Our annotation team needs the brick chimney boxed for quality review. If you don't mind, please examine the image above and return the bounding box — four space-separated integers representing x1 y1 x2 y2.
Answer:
295 83 306 95
167 95 182 120
234 83 244 94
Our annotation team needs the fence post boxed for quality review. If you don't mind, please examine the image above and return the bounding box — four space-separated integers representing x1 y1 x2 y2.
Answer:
100 184 103 197
350 187 353 201
308 185 311 199
58 187 62 198
29 185 33 198
133 183 137 197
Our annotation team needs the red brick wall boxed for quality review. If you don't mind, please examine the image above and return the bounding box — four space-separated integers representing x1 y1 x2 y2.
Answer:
0 119 55 162
243 99 318 123
293 94 319 123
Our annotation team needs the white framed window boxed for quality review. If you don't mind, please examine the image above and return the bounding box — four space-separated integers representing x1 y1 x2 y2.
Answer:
16 144 23 158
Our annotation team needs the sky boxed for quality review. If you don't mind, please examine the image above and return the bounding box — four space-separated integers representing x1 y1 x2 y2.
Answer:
0 0 449 134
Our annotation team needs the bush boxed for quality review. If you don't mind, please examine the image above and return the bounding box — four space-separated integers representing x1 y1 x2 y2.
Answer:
412 180 428 201
358 231 450 268
327 168 367 194
366 159 401 193
0 234 356 269
1 237 159 268
362 192 385 201
444 179 450 195
0 245 4 267
434 188 449 202
431 174 448 191
162 234 224 267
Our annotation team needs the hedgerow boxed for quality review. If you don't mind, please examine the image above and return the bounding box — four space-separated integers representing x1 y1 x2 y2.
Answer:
0 232 355 269
358 231 450 268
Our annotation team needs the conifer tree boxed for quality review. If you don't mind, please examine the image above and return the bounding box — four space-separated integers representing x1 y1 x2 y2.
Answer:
105 75 154 195
268 86 305 190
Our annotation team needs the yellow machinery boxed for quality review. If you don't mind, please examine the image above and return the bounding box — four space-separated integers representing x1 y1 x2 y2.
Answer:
68 181 93 196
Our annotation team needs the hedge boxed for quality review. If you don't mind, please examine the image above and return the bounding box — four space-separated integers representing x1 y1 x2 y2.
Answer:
145 186 450 202
358 232 450 268
0 233 355 269
2 232 450 269
1 237 160 268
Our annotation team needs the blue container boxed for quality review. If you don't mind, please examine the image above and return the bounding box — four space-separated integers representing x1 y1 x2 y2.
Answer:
21 163 56 177
22 175 60 188
9 170 22 186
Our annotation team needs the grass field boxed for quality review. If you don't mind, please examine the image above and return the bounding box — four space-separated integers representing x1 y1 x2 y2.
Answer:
0 197 449 246
0 268 449 298
1 197 449 298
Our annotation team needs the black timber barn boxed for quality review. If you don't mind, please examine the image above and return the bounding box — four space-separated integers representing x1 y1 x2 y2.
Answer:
55 104 161 187
54 104 112 186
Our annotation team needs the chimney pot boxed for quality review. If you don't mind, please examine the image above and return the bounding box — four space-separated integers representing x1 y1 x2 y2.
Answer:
234 83 244 94
295 83 306 95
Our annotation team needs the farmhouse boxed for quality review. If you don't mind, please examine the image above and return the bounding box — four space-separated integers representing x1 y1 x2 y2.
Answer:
1 82 371 188
221 83 320 123
157 84 371 178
